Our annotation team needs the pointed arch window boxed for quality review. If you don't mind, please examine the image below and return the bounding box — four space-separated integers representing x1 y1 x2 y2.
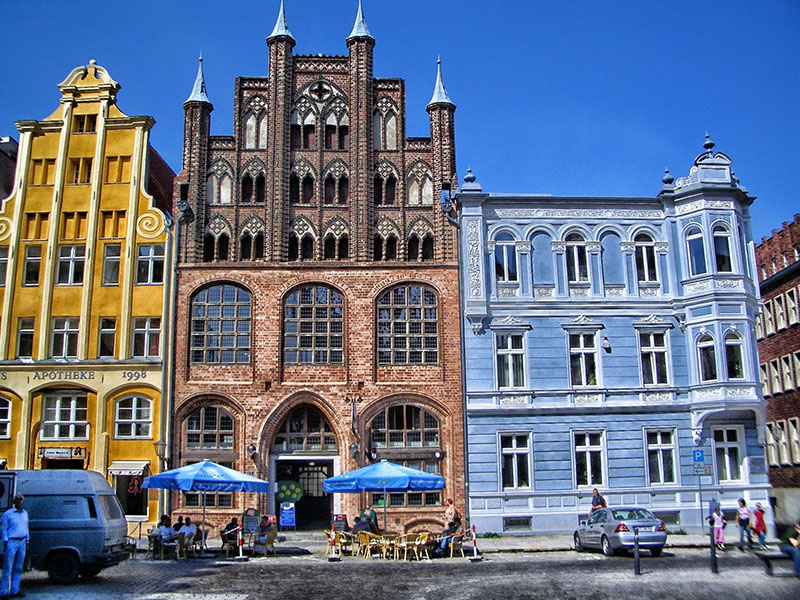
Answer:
290 173 300 203
407 174 432 206
301 175 314 204
255 174 265 203
634 233 658 282
422 235 434 261
203 234 215 262
240 234 253 260
219 175 232 204
217 234 229 261
283 285 343 364
697 333 717 382
686 227 707 276
407 235 420 261
724 332 744 380
324 235 336 260
300 235 314 260
253 233 264 260
338 236 348 260
385 235 397 260
377 284 438 365
190 284 252 364
324 112 349 150
713 225 733 273
244 111 267 149
566 233 588 283
242 174 253 203
206 175 215 205
374 109 398 151
494 232 518 283
288 233 299 261
324 173 348 205
272 405 338 453
291 110 316 150
374 174 396 206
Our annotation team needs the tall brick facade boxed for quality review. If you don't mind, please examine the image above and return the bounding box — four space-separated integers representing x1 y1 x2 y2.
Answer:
755 214 800 526
171 3 463 532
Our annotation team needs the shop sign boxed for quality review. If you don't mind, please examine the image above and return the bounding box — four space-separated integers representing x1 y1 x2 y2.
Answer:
38 447 86 459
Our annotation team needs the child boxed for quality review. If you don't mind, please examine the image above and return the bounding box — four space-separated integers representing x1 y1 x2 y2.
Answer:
750 502 767 550
709 506 726 550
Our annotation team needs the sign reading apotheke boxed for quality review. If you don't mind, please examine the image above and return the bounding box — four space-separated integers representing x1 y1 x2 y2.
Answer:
32 370 96 381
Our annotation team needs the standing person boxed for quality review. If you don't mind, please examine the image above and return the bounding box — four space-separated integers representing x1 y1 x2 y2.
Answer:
589 488 607 516
735 498 754 551
779 518 800 577
1 494 29 599
443 498 460 526
708 506 726 550
750 502 767 550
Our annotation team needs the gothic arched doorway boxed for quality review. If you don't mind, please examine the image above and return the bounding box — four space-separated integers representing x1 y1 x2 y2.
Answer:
269 403 339 530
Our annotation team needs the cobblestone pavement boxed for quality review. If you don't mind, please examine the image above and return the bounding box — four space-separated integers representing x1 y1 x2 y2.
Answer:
15 547 799 600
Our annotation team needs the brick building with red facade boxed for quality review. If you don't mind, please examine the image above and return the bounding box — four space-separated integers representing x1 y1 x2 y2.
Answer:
755 213 800 528
170 1 463 531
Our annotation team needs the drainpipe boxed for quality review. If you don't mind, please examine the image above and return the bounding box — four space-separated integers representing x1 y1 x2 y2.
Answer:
442 188 469 523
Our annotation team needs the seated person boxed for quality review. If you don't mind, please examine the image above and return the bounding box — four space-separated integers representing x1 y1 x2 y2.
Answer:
173 515 184 531
254 516 278 555
157 514 176 542
438 516 464 554
223 517 240 544
351 516 371 534
179 517 197 545
359 506 379 533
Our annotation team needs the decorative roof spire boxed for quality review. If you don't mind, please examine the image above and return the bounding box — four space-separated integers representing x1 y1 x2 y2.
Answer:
347 0 373 40
185 55 210 104
268 0 294 41
703 132 715 151
427 56 455 108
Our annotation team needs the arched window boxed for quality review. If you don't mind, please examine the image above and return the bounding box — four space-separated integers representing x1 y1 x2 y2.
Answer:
253 233 264 260
374 175 383 205
219 175 232 204
255 174 265 203
421 234 434 261
634 233 658 282
337 176 348 205
724 332 744 380
183 405 236 508
368 404 441 507
337 236 348 260
242 174 253 203
240 234 252 260
217 234 229 261
406 173 433 206
373 236 383 261
283 285 343 364
566 233 588 283
272 405 338 453
291 110 316 150
324 175 336 204
385 175 396 204
713 226 733 273
301 175 314 204
407 235 419 261
494 232 518 283
115 396 152 438
190 284 252 364
0 398 10 437
377 284 438 365
686 227 707 276
300 235 314 260
203 234 215 262
290 174 300 203
206 175 215 205
324 112 349 150
374 174 396 206
384 112 397 150
324 235 336 260
697 333 717 382
257 113 267 149
385 235 397 260
288 233 299 261
244 113 257 149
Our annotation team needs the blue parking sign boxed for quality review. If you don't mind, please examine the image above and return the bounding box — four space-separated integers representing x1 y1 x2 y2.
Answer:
692 449 705 462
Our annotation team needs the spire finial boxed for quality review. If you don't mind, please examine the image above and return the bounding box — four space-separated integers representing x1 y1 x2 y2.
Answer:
185 54 210 104
427 56 455 109
268 0 294 41
703 132 715 151
662 167 674 185
348 0 374 40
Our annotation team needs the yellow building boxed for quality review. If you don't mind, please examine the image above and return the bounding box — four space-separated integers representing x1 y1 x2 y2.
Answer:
0 61 174 531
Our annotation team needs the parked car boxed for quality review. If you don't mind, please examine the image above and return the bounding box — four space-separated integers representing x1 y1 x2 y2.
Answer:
1 470 129 583
574 506 667 556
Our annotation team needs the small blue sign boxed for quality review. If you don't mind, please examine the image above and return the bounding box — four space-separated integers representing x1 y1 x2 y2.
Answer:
692 449 705 463
280 502 296 530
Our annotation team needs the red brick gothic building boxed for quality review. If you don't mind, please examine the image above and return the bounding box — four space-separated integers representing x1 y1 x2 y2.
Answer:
171 1 463 531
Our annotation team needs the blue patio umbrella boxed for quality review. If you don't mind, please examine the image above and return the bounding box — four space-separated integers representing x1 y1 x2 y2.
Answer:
323 459 445 530
143 459 269 552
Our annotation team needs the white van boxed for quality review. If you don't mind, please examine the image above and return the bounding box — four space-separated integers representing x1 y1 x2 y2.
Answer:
0 470 129 583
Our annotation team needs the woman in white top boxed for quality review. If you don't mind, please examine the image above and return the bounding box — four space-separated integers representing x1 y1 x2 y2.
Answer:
735 498 754 551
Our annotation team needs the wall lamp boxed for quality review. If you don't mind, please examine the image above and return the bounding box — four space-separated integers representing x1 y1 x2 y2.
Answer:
153 440 170 468
344 395 364 432
602 337 612 353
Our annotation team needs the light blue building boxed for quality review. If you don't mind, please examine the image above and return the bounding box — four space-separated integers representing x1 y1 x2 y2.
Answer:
454 138 771 535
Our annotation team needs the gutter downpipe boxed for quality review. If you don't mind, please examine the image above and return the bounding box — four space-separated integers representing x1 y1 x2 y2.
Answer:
157 212 173 518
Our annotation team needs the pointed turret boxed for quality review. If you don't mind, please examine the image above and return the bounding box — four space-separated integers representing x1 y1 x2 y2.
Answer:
427 57 455 108
268 0 294 41
347 0 374 41
185 56 211 105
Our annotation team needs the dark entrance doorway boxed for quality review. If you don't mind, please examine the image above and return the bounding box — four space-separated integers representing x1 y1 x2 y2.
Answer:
275 460 333 530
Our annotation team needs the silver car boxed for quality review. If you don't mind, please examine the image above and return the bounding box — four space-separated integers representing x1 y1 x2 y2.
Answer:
573 506 667 557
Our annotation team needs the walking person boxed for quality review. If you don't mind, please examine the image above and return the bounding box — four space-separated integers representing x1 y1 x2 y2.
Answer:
735 498 754 551
708 506 726 550
1 493 29 599
750 502 768 550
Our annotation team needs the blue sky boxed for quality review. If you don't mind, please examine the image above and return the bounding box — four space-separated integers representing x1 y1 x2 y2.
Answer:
2 1 798 242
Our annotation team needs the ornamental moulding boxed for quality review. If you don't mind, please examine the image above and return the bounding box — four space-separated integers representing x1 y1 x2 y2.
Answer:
467 220 483 298
495 208 662 219
675 199 735 215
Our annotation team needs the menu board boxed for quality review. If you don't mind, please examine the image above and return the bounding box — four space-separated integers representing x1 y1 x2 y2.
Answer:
280 502 296 530
242 507 260 536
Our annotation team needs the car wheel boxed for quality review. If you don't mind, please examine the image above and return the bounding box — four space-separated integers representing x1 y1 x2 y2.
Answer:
574 533 584 552
650 546 663 557
47 552 80 584
601 535 614 557
79 565 103 579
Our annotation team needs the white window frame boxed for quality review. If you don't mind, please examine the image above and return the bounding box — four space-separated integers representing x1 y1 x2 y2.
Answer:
568 332 599 387
776 420 792 465
98 317 116 358
764 301 775 335
775 294 787 330
723 332 745 381
23 245 42 286
712 225 733 273
56 245 85 285
759 363 770 397
638 331 670 386
572 430 606 488
634 234 658 283
755 313 764 340
769 359 782 394
0 398 10 438
17 317 35 359
697 333 718 383
495 333 526 389
102 244 121 286
499 432 532 491
788 417 800 464
132 317 161 358
41 394 88 441
494 233 518 283
794 352 800 391
765 422 779 466
782 355 794 391
50 317 79 359
135 244 165 285
644 428 677 486
712 425 745 484
566 234 589 283
787 288 799 325
686 227 707 277
115 396 152 439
